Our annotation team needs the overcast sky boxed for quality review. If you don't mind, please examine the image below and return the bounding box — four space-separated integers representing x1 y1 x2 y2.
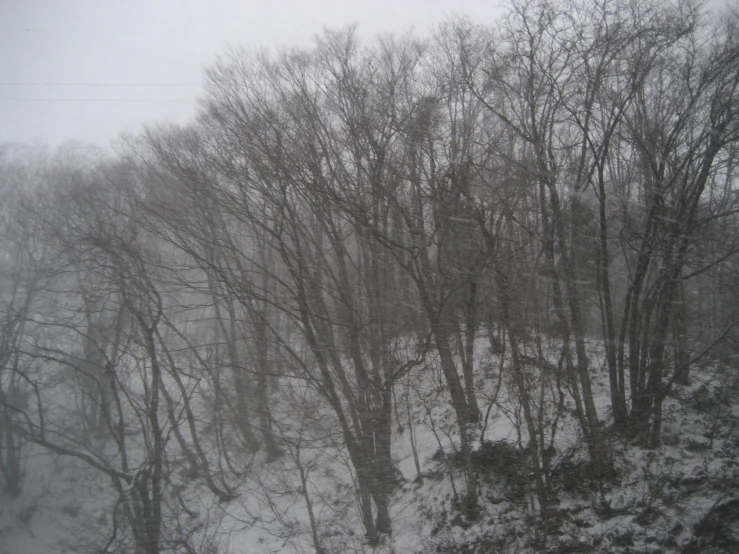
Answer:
0 0 505 149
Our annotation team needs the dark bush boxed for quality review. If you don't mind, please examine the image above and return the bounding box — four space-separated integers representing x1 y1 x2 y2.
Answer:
550 458 598 495
433 440 528 501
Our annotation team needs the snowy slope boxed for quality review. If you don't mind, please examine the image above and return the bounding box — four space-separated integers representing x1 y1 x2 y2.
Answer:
2 338 738 553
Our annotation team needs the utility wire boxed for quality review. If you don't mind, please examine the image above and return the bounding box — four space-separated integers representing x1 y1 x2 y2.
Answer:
0 98 195 103
0 83 202 87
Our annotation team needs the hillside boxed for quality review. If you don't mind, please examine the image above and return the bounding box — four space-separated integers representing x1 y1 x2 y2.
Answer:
1 337 737 553
1 1 739 552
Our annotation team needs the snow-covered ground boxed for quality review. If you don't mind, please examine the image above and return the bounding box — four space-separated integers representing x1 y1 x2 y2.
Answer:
2 337 738 553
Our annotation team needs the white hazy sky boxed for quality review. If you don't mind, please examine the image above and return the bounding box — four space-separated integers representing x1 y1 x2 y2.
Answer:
0 0 504 149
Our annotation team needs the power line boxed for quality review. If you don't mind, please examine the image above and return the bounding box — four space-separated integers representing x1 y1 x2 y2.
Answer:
3 143 114 151
0 83 202 87
0 98 195 103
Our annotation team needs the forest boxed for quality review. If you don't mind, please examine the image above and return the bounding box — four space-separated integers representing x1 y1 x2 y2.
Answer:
1 0 739 552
